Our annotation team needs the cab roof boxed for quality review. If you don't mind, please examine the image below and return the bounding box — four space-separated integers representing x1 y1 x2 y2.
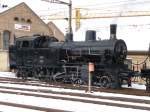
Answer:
16 36 40 41
16 35 58 41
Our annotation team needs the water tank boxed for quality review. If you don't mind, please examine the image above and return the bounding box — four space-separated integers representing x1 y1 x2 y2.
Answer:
85 30 96 41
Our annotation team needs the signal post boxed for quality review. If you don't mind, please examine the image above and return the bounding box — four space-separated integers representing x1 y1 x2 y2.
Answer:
87 62 94 93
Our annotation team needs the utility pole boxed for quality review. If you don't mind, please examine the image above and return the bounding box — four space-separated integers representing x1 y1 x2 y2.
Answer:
41 0 73 35
68 0 72 35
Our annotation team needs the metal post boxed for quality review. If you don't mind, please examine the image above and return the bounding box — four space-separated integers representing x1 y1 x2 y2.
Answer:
68 0 72 34
87 62 94 93
42 0 73 36
88 71 91 92
137 61 139 71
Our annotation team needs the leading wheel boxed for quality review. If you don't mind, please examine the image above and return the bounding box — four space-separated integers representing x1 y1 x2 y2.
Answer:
99 76 111 88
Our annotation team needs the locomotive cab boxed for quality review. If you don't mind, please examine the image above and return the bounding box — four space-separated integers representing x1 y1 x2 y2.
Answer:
15 35 58 49
13 35 60 78
34 36 58 48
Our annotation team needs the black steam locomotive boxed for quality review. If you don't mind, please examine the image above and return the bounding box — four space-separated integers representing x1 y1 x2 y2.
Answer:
9 24 132 88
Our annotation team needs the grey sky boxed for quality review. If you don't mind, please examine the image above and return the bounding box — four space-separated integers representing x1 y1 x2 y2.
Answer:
1 0 150 50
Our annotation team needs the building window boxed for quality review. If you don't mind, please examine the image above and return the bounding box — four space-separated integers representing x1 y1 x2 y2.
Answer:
27 19 32 24
14 17 19 21
3 30 10 50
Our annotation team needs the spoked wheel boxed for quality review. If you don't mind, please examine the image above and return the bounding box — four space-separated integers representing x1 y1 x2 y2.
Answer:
99 76 111 88
37 70 45 81
73 78 85 85
53 72 65 83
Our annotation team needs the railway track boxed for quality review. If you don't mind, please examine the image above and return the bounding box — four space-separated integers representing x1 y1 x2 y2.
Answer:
0 77 149 96
0 101 67 112
0 77 149 111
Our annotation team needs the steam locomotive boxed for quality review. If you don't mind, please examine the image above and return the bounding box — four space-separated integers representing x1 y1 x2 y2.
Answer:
9 24 132 88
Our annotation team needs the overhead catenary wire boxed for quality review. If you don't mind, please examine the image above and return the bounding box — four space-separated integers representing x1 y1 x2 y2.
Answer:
39 0 150 21
75 0 150 10
38 0 150 14
40 0 150 32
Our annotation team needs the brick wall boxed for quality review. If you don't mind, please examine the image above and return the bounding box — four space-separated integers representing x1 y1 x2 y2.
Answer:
0 51 9 71
127 54 150 71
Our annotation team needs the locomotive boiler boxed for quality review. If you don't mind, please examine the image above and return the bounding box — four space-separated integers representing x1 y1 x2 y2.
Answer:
9 24 131 88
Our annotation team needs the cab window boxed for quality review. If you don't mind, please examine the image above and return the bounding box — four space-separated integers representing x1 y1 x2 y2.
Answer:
22 41 29 48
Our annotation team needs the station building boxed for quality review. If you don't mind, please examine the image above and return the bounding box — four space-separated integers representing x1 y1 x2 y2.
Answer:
127 51 150 72
0 2 64 71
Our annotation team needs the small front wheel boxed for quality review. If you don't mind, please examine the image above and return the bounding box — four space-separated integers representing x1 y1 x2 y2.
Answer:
99 76 111 88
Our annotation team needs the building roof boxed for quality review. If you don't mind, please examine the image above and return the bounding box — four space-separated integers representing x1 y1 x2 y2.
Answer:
0 2 50 30
47 22 65 41
0 2 64 40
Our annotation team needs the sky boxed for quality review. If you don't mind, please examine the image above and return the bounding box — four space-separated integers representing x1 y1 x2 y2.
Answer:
1 0 150 50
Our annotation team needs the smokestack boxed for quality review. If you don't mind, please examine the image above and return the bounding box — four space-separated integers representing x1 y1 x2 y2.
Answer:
110 24 117 39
